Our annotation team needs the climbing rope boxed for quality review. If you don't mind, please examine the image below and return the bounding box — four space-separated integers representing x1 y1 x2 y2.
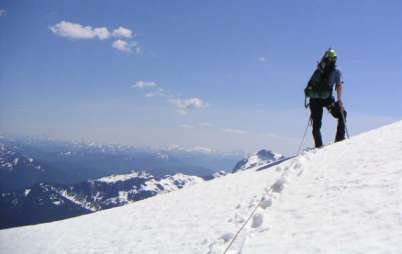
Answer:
296 117 312 156
222 185 273 254
223 117 312 253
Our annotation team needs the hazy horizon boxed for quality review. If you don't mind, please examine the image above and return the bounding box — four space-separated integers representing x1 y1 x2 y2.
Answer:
1 1 401 155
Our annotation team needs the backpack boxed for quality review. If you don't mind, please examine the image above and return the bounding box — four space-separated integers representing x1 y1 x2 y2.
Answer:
304 67 332 99
304 52 335 100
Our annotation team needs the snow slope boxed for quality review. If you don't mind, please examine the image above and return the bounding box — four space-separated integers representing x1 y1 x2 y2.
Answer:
1 121 402 253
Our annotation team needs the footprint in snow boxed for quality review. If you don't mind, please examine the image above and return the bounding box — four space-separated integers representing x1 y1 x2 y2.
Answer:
207 233 233 254
297 169 304 176
264 186 272 194
272 177 286 193
293 161 302 169
220 232 234 242
248 201 257 208
234 213 245 224
248 196 259 208
259 196 272 209
251 213 264 228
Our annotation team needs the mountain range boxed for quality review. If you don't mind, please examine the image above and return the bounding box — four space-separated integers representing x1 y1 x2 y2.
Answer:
0 135 243 192
1 121 400 253
0 171 204 229
0 135 285 229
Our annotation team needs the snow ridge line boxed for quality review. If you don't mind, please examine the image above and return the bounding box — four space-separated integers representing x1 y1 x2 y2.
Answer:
207 150 315 254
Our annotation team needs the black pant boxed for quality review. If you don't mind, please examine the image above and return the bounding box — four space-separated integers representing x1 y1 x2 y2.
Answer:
309 98 347 148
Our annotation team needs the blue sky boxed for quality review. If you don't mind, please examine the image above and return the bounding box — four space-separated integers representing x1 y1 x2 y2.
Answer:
1 0 401 155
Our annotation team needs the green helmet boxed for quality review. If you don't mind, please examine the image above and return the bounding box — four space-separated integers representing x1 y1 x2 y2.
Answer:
318 48 337 70
325 48 337 60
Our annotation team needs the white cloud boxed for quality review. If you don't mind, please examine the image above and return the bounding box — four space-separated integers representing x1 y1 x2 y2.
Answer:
199 122 213 127
112 27 133 38
93 27 110 40
144 88 169 98
145 91 167 98
177 109 189 115
49 21 141 54
169 98 208 110
258 57 267 62
49 21 111 40
132 81 158 89
112 39 141 53
193 146 216 153
131 81 207 115
0 9 7 16
178 122 213 129
179 124 195 129
169 98 208 115
222 128 247 134
112 39 129 51
261 132 282 139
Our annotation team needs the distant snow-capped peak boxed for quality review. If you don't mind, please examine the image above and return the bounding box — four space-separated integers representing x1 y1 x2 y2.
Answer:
232 149 285 173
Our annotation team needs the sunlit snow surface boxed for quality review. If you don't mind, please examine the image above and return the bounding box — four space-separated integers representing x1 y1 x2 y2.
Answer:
95 171 152 183
1 121 402 253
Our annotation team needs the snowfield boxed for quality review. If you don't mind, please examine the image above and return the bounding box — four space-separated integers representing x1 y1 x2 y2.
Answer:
1 121 402 253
